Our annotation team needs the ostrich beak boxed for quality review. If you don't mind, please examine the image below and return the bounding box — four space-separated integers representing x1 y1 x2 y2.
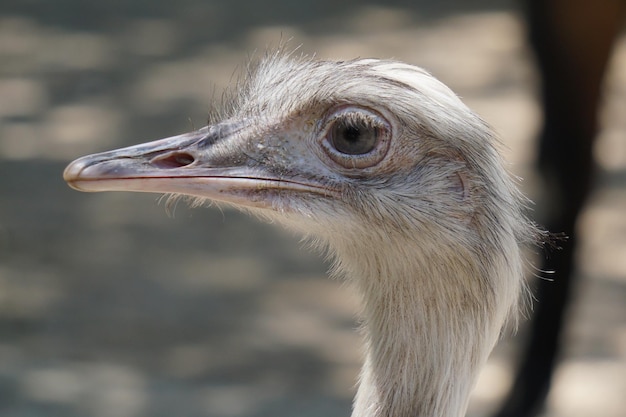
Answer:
63 124 334 209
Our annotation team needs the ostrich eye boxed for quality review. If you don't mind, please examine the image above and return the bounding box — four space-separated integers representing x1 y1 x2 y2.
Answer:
329 116 379 155
321 106 392 169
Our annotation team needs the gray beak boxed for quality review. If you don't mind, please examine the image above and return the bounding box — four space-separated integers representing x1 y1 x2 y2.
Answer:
63 123 335 209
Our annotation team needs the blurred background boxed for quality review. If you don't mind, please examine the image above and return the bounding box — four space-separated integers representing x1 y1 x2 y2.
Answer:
0 0 625 416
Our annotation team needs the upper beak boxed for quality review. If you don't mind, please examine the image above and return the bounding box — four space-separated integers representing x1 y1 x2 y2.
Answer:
63 123 335 209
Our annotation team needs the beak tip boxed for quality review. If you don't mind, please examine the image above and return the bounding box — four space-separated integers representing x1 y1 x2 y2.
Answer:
63 156 92 191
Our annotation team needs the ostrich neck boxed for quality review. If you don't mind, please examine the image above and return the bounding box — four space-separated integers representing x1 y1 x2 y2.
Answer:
344 247 501 417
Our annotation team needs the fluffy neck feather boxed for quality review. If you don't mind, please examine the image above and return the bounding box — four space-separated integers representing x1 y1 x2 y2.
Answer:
330 233 515 417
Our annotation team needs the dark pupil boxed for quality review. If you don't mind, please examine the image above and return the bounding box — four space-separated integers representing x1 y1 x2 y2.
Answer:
331 118 378 155
343 125 361 143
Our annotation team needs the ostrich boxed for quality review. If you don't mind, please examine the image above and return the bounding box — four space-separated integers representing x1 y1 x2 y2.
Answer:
64 54 538 417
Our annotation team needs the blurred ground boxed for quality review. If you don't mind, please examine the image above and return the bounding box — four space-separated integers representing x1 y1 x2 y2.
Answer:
0 1 625 416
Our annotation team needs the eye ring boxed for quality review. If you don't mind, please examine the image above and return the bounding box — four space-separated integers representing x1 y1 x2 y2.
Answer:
320 106 392 169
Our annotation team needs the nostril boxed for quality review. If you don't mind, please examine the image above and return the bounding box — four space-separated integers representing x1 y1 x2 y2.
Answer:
151 152 195 169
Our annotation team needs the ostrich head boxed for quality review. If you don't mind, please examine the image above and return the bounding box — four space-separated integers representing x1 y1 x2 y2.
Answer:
64 54 536 417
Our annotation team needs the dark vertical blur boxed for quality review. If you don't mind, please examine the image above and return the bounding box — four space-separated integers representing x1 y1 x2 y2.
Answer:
494 1 626 416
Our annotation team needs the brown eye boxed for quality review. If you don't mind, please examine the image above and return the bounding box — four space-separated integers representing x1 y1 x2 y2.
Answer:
329 116 379 155
321 106 391 169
